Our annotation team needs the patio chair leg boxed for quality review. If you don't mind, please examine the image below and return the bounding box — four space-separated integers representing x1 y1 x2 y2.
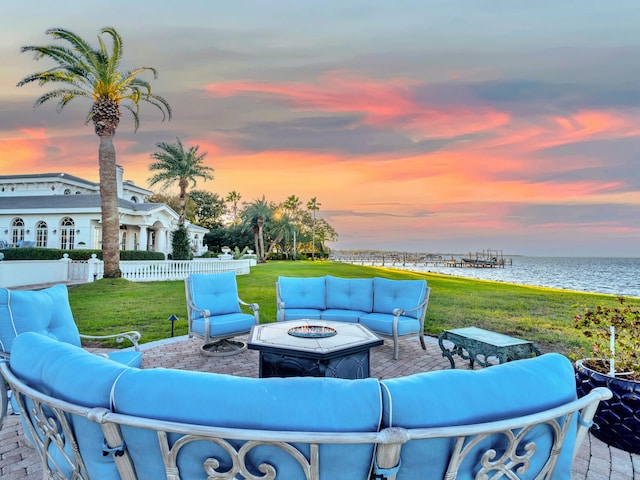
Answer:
0 379 8 431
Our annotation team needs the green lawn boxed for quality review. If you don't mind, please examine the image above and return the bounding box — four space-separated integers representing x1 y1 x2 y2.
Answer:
68 260 637 356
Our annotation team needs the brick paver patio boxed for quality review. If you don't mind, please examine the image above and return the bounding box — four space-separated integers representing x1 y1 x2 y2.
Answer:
1 334 638 479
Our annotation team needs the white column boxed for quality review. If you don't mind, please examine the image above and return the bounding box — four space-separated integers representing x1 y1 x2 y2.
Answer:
139 227 148 252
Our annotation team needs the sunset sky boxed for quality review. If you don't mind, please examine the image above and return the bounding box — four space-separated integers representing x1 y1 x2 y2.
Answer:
2 1 640 256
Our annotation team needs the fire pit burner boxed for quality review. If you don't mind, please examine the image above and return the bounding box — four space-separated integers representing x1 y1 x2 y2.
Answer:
288 325 337 338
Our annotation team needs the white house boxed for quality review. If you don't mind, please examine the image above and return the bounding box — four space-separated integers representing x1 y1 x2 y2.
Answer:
0 167 209 258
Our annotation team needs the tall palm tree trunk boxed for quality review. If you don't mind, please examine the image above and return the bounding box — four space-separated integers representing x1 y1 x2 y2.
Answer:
178 179 189 226
98 135 121 278
253 226 260 260
257 217 266 262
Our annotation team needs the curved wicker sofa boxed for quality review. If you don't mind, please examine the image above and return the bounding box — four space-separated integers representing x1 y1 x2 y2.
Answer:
1 332 610 480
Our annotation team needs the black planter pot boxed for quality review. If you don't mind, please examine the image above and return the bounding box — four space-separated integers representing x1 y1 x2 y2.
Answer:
575 359 640 454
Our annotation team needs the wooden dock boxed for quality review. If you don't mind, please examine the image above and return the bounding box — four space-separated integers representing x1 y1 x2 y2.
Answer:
330 250 511 269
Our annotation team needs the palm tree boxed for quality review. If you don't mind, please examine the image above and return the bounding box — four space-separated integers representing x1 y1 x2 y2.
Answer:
148 138 214 225
306 197 321 260
17 27 171 277
267 212 295 257
226 191 242 225
241 196 273 262
283 195 301 260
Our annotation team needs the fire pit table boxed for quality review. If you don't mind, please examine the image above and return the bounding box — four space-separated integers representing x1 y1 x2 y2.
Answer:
247 319 383 379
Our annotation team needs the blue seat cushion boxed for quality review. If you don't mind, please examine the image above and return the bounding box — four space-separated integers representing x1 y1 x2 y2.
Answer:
190 312 256 337
278 276 326 310
372 278 426 319
321 309 366 323
380 353 578 480
188 272 241 317
281 309 322 321
325 276 373 313
107 350 143 368
10 332 130 480
359 313 420 336
112 369 382 480
0 285 81 354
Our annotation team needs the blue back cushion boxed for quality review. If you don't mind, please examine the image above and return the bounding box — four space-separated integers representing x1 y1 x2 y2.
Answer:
10 332 130 480
325 276 373 312
278 276 326 310
380 353 578 480
372 278 426 319
188 272 241 318
112 369 382 480
0 284 81 354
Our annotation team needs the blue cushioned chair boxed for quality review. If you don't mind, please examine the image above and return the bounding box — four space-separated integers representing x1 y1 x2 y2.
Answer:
185 272 259 356
0 284 141 429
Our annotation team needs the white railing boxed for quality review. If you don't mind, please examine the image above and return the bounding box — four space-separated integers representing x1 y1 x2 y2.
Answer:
119 259 251 282
0 257 253 288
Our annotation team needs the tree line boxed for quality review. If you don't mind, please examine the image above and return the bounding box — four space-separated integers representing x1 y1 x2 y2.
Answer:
150 190 337 262
18 26 337 271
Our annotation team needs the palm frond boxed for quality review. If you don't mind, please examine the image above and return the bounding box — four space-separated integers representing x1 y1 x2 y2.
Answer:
19 27 171 131
33 88 90 109
120 103 140 131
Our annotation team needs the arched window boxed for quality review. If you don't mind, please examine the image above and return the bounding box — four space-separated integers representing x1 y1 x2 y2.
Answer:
120 229 127 251
11 218 25 245
130 196 138 203
60 217 75 250
36 221 48 247
64 188 71 195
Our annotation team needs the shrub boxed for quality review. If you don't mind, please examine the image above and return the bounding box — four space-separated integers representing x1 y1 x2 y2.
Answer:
171 226 193 260
574 297 640 381
0 248 164 261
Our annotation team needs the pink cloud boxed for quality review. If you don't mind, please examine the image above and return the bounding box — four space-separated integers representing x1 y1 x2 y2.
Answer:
205 71 510 137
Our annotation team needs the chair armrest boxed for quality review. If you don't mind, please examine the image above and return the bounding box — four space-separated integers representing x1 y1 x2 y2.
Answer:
392 288 431 318
79 331 141 352
277 301 286 321
184 289 212 319
239 298 259 313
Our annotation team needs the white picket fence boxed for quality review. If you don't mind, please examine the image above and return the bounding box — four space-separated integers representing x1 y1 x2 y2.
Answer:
0 256 254 288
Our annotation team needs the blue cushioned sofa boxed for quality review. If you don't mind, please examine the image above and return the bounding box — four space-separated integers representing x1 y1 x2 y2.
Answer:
1 332 611 480
276 276 431 359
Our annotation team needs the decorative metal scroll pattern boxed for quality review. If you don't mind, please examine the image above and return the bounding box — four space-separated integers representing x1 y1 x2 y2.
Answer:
442 414 572 480
157 431 321 480
12 388 90 480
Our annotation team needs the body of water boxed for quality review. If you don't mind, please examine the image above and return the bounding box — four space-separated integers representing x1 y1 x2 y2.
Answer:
389 257 640 298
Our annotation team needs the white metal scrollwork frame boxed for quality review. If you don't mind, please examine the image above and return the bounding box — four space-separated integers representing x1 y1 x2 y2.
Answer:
0 358 611 480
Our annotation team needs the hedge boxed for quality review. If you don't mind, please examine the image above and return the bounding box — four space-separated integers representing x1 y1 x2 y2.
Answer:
0 248 165 261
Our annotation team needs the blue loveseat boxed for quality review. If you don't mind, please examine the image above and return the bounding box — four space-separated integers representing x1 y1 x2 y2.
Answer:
1 332 611 480
276 276 431 359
